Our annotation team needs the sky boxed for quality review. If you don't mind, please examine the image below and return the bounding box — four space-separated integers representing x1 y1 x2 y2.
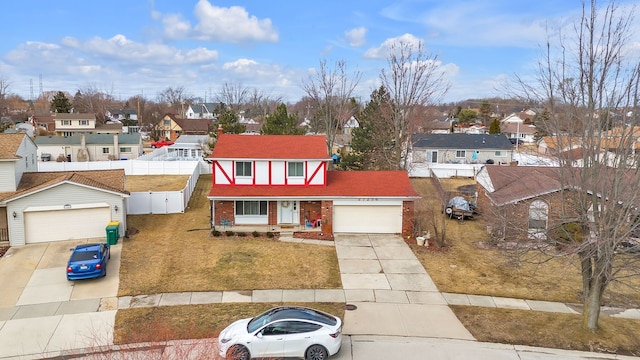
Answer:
1 0 638 105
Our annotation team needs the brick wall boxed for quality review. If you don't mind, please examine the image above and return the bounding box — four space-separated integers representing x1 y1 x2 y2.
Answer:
320 200 333 234
402 201 415 236
268 201 277 225
300 201 322 226
213 200 234 225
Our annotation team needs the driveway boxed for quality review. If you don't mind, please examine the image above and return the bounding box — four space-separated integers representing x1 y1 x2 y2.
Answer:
0 239 120 308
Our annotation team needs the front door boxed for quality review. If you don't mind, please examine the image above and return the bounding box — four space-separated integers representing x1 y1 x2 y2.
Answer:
279 201 298 224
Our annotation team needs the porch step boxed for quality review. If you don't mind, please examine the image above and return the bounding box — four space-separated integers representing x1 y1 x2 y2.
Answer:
279 231 294 238
0 240 9 247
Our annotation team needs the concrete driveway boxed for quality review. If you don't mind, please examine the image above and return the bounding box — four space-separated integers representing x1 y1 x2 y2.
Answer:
0 239 120 308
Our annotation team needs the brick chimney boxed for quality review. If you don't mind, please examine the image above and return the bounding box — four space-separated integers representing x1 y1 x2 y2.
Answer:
216 124 224 138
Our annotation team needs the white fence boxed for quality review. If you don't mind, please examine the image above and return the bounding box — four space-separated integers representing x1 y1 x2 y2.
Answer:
38 159 210 214
409 162 484 178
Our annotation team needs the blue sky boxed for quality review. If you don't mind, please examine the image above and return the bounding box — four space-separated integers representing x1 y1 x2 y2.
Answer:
0 0 636 104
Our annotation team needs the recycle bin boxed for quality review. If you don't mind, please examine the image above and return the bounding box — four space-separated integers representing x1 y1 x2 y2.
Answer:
106 221 120 245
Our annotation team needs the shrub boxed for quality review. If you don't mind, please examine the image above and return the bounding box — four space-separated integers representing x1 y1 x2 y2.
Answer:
211 230 221 237
266 232 274 238
225 230 234 236
252 231 260 237
237 232 247 237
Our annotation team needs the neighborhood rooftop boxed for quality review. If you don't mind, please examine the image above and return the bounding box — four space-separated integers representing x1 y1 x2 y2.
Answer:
209 134 330 159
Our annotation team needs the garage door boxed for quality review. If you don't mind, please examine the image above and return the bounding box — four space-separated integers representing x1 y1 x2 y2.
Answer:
25 207 110 243
333 205 402 233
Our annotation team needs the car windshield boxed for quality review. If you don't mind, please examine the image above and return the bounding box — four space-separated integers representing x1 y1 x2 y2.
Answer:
247 308 278 333
71 251 99 261
246 307 337 333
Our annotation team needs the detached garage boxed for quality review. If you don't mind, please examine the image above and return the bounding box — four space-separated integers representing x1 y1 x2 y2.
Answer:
333 201 403 233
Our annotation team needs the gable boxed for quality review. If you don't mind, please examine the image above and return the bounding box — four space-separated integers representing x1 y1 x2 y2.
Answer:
413 134 513 150
210 134 329 160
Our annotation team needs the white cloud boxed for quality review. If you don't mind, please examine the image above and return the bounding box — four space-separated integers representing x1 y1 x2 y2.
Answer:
363 33 423 59
344 27 367 47
153 0 278 43
222 58 258 73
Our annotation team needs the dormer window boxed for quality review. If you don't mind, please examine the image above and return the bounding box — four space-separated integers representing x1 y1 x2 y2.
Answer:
236 161 252 177
288 162 304 177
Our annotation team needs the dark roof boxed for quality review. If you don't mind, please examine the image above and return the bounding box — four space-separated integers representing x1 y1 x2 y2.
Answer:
480 166 563 206
173 117 211 132
413 133 513 150
34 133 141 146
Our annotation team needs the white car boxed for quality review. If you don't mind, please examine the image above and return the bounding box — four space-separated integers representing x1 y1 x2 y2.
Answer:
218 306 342 360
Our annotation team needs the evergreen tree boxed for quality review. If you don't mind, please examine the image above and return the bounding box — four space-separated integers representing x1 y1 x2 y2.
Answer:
50 91 72 113
489 118 501 134
260 103 305 135
216 110 246 135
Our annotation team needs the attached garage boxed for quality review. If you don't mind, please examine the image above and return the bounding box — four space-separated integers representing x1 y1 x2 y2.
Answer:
24 205 111 244
333 201 403 233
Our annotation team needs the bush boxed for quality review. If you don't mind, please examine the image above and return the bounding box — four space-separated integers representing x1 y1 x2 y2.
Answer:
236 232 247 237
225 230 234 236
211 230 221 237
252 231 260 237
266 232 274 238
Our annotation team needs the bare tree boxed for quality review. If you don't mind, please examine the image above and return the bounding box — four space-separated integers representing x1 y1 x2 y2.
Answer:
0 77 11 116
301 59 361 155
514 0 640 331
246 88 283 123
380 41 450 169
72 85 117 123
157 86 193 117
216 82 250 113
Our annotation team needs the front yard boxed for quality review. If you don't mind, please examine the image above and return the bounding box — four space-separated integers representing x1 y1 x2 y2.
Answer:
115 174 343 344
410 177 640 356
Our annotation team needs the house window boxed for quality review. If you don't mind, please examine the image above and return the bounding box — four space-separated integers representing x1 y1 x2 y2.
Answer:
528 200 549 239
62 120 71 125
495 151 506 157
235 201 267 216
119 147 132 153
80 120 89 126
288 162 304 177
456 150 466 158
236 161 252 177
426 150 438 163
63 132 73 136
102 148 110 154
163 120 171 126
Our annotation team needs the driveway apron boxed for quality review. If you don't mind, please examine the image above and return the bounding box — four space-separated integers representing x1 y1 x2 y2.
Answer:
335 234 474 340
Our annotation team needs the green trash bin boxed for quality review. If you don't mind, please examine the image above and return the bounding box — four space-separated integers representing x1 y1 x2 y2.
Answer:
106 221 120 245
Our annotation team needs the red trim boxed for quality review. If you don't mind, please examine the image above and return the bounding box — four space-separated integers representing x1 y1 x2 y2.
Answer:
308 162 324 185
269 161 272 185
284 162 288 185
253 161 256 185
214 161 234 185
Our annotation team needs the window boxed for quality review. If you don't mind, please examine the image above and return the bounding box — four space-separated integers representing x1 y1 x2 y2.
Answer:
528 200 548 239
235 201 267 216
163 119 171 126
119 147 132 153
102 148 110 154
79 120 89 125
236 161 252 177
456 150 466 158
288 162 304 177
61 120 71 125
426 150 438 163
494 151 506 157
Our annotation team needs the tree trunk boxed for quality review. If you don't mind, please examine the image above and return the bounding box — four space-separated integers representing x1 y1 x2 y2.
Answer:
580 251 609 331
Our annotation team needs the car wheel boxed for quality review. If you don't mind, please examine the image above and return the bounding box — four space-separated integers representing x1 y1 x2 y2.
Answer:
305 345 328 360
227 345 250 360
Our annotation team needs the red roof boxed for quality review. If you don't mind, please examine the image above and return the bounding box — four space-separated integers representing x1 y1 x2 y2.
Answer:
209 134 329 159
208 170 419 199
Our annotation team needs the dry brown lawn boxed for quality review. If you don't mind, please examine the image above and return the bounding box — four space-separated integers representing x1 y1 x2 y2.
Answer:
126 175 191 192
119 174 341 296
411 177 640 356
114 303 346 344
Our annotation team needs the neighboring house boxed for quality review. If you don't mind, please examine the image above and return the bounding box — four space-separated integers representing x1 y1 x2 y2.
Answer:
501 113 526 124
34 133 144 161
537 136 582 155
501 122 537 143
332 133 353 156
167 135 211 159
476 165 566 241
411 133 514 165
106 109 138 122
95 122 123 134
426 118 453 134
206 132 419 235
30 115 56 132
55 113 97 136
343 116 359 134
186 103 216 119
154 114 211 141
0 133 129 246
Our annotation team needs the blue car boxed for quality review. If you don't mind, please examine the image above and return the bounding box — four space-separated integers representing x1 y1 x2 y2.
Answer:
67 243 110 281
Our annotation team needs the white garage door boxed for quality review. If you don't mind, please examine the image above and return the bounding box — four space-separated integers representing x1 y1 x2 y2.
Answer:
25 207 110 243
333 205 402 233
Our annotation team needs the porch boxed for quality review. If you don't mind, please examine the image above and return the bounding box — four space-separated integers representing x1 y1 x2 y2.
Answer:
210 223 324 234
